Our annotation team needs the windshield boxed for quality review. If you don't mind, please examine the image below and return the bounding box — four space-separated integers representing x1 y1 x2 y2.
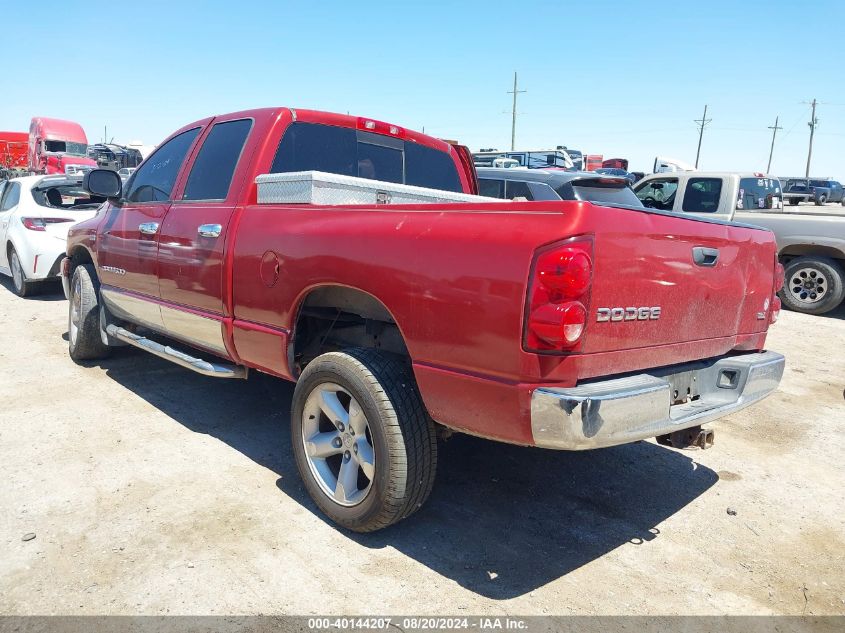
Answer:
32 182 105 209
44 140 89 157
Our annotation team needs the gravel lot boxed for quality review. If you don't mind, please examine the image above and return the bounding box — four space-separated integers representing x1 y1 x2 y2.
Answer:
0 275 843 616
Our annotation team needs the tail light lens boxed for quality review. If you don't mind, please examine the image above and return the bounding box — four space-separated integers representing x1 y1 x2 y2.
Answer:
770 260 784 324
524 238 593 352
770 296 781 323
773 262 785 293
22 217 72 231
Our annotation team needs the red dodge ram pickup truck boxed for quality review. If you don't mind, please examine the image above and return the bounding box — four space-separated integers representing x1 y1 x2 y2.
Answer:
63 107 785 531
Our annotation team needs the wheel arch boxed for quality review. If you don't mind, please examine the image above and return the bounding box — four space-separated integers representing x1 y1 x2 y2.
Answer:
779 244 845 265
289 284 411 377
6 237 32 273
66 244 96 277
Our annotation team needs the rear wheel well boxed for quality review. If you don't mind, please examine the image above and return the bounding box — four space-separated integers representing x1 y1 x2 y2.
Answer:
779 246 845 267
67 247 95 278
291 286 408 376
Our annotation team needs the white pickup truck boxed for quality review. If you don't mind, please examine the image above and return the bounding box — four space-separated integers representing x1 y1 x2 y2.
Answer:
634 171 845 315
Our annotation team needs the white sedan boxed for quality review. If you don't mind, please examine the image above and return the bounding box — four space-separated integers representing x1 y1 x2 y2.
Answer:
0 175 103 297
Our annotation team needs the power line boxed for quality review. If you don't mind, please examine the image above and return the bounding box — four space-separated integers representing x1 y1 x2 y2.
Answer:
506 72 526 151
767 115 782 173
694 105 711 168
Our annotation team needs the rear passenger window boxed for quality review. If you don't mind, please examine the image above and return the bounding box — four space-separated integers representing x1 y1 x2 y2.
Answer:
505 180 534 200
682 178 722 212
183 119 252 201
125 128 200 202
270 122 462 192
478 178 504 198
527 181 562 201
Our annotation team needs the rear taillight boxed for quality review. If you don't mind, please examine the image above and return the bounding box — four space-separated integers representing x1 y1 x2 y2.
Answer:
22 217 72 231
524 238 593 352
774 262 785 293
771 296 781 323
771 261 784 324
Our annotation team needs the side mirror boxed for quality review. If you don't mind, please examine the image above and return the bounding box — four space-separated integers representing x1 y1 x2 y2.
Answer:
83 168 122 200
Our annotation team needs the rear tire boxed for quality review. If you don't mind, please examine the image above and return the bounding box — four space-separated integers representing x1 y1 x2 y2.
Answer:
9 248 35 297
68 264 111 361
789 198 800 206
291 348 437 532
779 256 845 315
815 194 827 206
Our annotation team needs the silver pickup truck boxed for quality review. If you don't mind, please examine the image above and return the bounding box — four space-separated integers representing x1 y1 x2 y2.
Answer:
634 172 845 315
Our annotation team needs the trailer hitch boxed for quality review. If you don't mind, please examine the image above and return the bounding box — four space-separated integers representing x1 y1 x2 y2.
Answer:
656 426 714 450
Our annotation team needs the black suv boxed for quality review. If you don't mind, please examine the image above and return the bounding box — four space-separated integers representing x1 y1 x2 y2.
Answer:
476 168 643 207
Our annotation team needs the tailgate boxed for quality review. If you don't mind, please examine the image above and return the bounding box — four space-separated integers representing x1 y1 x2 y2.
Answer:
582 209 776 355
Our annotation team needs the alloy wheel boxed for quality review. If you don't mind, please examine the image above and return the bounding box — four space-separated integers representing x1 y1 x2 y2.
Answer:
300 382 376 506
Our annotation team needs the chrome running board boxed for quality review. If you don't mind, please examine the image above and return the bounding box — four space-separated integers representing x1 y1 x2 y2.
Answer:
105 324 247 379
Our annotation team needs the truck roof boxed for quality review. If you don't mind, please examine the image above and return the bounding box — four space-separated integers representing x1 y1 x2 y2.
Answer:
0 131 28 141
644 171 778 180
31 117 89 142
173 107 455 155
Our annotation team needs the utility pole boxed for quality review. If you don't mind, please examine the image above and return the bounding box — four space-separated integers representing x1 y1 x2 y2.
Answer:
507 71 526 151
694 104 711 169
805 98 818 178
766 115 782 173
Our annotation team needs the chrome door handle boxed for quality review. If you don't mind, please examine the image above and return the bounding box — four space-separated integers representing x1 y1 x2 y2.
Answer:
197 223 222 238
139 222 160 235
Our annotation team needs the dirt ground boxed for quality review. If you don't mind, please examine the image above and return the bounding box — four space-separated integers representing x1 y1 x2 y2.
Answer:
0 276 843 616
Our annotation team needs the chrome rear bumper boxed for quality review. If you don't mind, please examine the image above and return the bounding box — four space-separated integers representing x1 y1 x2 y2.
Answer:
531 350 784 450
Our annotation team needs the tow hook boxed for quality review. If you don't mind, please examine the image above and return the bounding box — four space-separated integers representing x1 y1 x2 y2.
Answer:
656 426 715 449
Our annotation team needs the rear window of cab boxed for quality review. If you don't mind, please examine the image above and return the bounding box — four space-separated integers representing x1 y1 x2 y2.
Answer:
269 122 462 193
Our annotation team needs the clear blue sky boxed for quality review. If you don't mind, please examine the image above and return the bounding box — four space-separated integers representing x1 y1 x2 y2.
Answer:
4 0 843 176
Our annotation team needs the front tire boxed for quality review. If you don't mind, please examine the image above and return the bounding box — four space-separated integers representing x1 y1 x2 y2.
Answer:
779 256 845 315
68 264 111 361
9 248 35 297
291 349 437 532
